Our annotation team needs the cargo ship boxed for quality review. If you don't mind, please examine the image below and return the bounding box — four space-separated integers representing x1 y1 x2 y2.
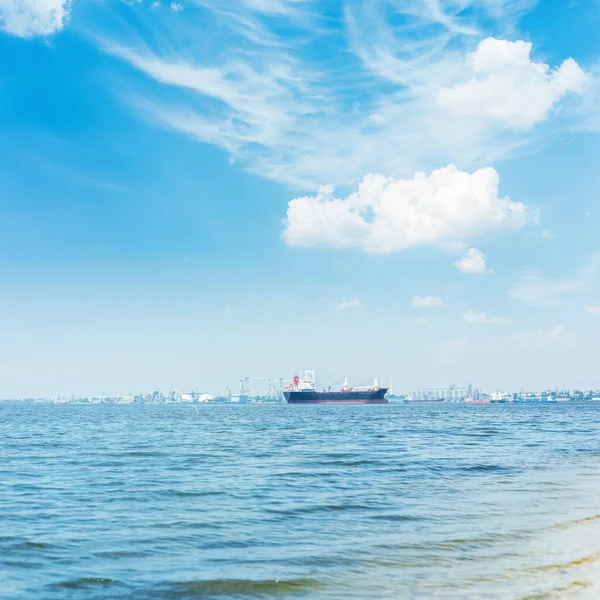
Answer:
284 371 388 404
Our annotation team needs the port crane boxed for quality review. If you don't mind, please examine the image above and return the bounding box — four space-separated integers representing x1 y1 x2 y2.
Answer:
239 377 285 401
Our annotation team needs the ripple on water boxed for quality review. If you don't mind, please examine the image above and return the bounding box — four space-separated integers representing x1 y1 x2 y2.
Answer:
161 577 325 598
51 577 124 589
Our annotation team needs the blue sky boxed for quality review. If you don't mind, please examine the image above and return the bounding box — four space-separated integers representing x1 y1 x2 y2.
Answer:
1 0 600 397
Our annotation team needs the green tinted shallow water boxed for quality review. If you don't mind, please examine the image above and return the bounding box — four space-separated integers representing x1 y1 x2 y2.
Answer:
2 403 600 599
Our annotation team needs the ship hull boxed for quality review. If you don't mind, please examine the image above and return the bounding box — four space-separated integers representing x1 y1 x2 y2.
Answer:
285 389 388 404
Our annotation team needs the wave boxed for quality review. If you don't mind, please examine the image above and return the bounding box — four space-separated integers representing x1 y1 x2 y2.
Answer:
166 577 324 597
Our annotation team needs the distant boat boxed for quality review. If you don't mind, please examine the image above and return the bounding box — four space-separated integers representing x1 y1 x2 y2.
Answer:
284 371 388 405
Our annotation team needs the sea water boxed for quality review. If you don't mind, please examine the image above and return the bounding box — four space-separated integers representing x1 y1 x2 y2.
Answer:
2 402 600 599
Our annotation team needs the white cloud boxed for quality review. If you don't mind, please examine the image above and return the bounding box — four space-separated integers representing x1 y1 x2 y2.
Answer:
283 165 531 253
0 0 72 37
414 296 445 308
512 325 575 349
585 305 600 315
464 310 510 325
509 252 600 306
367 113 385 124
438 38 588 129
169 2 183 11
337 298 361 310
415 317 428 325
98 0 591 189
454 248 493 274
239 0 310 16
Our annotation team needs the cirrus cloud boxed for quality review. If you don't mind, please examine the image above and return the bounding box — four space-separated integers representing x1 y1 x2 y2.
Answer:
512 325 575 349
464 310 510 325
337 298 361 310
414 296 445 308
98 0 592 190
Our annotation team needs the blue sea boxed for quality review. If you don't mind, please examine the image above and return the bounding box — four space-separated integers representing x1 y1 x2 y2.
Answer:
2 402 600 599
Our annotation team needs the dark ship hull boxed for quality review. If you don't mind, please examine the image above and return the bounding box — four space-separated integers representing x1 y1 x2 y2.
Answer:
285 388 388 404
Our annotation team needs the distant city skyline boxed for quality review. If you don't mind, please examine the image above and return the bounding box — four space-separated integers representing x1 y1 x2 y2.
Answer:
1 2 600 396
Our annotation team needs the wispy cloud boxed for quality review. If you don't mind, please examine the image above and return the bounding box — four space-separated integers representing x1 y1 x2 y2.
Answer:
509 252 600 306
337 298 361 310
463 310 509 325
512 325 575 349
414 296 445 308
93 1 590 189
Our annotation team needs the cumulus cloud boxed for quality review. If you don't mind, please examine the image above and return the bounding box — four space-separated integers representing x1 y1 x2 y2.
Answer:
415 317 428 325
337 298 361 310
464 310 510 325
585 305 600 315
414 296 445 308
454 248 493 274
0 0 72 37
283 165 531 253
169 2 183 11
438 38 588 129
512 325 574 349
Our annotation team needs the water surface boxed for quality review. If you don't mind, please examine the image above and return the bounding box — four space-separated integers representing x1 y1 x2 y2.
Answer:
2 403 600 599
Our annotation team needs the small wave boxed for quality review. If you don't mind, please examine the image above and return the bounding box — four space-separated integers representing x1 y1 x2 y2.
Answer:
3 560 44 569
525 552 600 573
462 464 517 473
550 514 600 531
369 514 422 522
518 580 591 600
93 550 149 559
53 577 122 589
107 451 166 457
170 490 226 498
168 577 324 597
16 541 57 550
266 503 371 515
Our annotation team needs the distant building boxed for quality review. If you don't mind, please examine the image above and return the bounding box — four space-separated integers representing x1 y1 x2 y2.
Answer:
409 385 469 401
